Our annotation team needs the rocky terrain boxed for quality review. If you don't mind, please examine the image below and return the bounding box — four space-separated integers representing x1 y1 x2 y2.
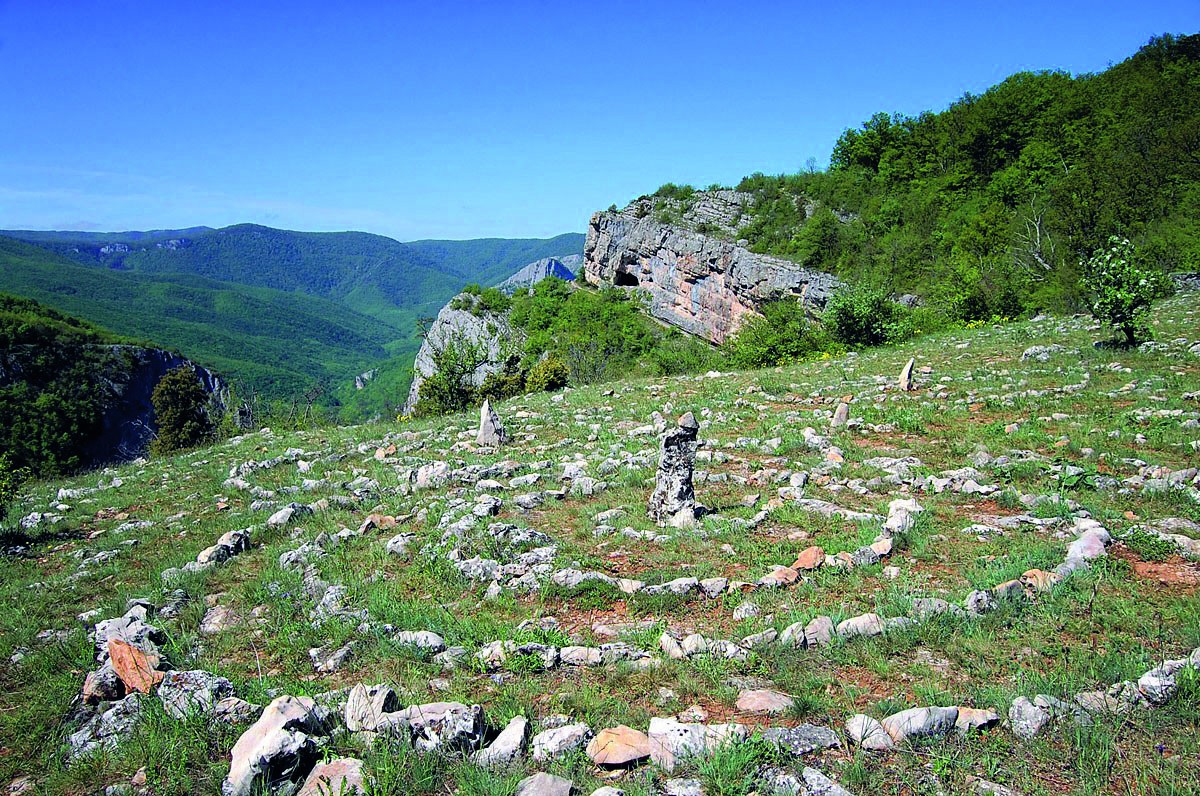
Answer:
499 256 582 293
2 294 1200 795
583 191 842 344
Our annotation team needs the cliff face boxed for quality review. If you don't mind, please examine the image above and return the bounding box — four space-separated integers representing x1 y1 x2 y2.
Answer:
0 342 228 467
402 298 523 414
583 191 843 344
88 346 228 464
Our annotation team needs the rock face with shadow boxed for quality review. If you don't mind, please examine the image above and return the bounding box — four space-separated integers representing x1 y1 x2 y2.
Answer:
583 190 843 344
1 341 227 467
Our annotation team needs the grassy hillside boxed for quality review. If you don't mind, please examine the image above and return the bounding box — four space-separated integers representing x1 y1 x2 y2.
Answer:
0 236 406 400
1 292 1196 795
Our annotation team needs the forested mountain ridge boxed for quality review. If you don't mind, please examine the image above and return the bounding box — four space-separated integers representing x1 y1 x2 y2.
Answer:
1 225 586 329
705 33 1199 320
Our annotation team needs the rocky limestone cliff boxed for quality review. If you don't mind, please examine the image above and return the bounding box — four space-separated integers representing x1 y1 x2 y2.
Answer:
498 254 581 293
88 346 228 464
0 343 228 467
402 297 523 415
583 190 843 344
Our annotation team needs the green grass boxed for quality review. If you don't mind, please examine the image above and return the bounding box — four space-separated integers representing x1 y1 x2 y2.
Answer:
1 294 1199 794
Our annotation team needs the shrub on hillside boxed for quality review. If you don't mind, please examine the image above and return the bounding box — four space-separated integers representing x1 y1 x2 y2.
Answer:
823 287 897 347
725 300 835 367
1082 237 1173 345
412 334 489 417
150 366 215 454
0 453 25 524
479 358 526 402
525 357 569 393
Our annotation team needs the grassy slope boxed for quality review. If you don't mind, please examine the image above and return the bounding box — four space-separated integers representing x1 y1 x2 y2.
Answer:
2 296 1197 795
0 236 406 398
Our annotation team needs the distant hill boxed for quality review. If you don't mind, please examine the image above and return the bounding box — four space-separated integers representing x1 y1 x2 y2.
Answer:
2 225 585 329
0 236 405 400
0 226 584 417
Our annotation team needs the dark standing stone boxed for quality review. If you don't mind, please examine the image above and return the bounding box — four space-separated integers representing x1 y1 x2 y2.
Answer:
648 412 700 527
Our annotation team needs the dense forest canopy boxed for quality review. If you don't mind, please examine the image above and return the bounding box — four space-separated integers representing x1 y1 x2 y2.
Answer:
735 34 1200 320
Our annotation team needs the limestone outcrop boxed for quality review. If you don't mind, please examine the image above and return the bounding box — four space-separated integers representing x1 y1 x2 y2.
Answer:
583 191 843 344
402 296 524 415
498 254 581 293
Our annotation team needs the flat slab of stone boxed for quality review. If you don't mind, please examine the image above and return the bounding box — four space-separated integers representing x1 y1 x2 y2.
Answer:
586 725 651 766
297 758 365 796
735 688 794 714
762 724 840 755
516 772 574 796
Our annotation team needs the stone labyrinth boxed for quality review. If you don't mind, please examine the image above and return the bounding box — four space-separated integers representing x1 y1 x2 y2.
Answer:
4 295 1200 796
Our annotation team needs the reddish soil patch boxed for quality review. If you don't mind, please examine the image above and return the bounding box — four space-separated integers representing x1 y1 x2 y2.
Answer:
1110 544 1200 594
851 437 901 450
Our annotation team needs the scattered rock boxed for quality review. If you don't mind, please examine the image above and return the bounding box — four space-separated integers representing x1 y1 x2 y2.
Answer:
586 725 652 767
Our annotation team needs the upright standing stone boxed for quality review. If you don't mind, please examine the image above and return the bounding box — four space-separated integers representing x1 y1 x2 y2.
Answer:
648 412 700 527
899 358 915 391
831 401 850 428
476 399 507 447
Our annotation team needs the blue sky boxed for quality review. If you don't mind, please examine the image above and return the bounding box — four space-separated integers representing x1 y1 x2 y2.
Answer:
0 1 1195 240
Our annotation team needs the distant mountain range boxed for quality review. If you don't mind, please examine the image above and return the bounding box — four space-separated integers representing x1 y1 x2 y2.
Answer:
0 225 583 417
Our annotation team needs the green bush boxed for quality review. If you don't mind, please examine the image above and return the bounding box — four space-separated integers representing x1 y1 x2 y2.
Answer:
412 334 489 417
0 453 25 524
525 357 569 393
479 359 526 402
725 300 836 367
1082 236 1173 345
150 366 216 455
823 287 897 347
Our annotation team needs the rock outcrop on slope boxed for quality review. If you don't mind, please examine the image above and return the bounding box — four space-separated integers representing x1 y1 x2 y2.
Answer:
498 255 581 293
583 190 843 344
1 328 228 469
404 251 581 414
402 296 524 415
89 345 228 463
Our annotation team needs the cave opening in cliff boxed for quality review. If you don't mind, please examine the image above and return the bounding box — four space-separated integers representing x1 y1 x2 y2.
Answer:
614 270 640 287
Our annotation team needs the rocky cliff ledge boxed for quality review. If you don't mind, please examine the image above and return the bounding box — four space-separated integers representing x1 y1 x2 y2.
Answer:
402 298 523 415
583 190 842 344
0 343 228 467
88 346 228 464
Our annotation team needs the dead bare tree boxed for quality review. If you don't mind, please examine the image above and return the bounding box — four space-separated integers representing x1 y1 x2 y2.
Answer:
1011 198 1058 278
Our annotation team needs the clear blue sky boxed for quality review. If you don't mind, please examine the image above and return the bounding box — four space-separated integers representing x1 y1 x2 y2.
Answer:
0 1 1195 240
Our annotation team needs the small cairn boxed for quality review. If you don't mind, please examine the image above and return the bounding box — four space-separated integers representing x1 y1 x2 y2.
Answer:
648 412 701 528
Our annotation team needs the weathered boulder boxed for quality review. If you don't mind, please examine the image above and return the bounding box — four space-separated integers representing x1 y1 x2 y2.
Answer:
158 670 234 719
222 696 326 796
586 725 652 767
475 715 529 767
